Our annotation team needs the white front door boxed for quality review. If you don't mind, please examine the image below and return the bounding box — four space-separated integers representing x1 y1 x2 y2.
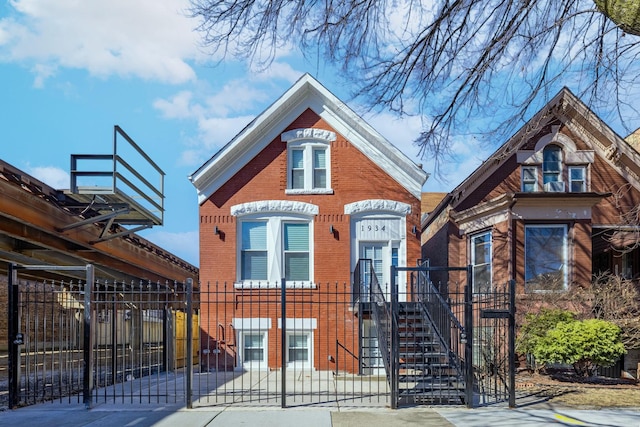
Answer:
352 215 406 301
360 242 387 296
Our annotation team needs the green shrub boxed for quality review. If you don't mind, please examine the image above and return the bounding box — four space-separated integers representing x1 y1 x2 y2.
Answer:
533 319 626 377
516 308 576 356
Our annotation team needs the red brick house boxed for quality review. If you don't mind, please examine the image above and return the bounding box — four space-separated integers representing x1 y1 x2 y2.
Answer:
189 74 427 371
421 87 640 376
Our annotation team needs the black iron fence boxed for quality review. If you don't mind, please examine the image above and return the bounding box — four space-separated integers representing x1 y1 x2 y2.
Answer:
4 262 514 410
5 264 195 409
192 279 390 408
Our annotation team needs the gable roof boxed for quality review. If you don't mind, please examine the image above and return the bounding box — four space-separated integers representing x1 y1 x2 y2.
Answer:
441 87 640 212
189 73 428 203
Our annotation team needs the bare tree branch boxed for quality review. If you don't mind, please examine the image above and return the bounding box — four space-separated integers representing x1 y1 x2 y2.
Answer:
189 0 640 174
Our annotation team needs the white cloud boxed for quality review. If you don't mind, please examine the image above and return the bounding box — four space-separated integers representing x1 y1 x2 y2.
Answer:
196 115 256 150
153 91 197 120
204 80 271 117
249 61 303 84
365 111 424 162
365 110 491 192
154 67 306 167
142 230 199 267
0 0 204 85
27 165 70 189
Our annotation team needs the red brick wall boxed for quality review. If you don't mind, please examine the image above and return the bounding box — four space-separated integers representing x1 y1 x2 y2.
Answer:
492 221 511 286
197 109 422 370
199 109 421 285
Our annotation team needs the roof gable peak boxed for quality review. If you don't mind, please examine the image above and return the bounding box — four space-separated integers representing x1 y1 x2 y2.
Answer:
189 74 427 203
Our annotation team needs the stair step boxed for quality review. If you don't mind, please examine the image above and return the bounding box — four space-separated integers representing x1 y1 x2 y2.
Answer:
398 331 432 338
399 380 465 390
399 352 447 359
398 362 448 368
400 390 467 404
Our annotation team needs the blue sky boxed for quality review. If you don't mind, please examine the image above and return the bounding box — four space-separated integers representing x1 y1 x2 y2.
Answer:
5 1 634 268
1 0 495 267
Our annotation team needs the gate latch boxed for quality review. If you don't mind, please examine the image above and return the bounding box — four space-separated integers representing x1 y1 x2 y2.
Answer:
13 333 24 345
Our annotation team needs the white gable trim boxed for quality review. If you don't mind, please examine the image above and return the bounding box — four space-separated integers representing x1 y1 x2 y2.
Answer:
190 74 428 204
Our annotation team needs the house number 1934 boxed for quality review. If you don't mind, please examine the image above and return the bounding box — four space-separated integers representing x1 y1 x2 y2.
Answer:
361 224 386 232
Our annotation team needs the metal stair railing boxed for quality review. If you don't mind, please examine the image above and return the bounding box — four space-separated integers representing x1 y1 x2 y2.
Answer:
414 268 466 379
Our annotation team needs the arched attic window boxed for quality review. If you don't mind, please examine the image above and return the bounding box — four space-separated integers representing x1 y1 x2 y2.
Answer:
543 145 563 191
519 128 591 193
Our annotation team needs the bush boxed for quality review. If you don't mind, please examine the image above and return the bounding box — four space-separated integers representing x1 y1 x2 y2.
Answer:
517 308 576 357
533 319 626 377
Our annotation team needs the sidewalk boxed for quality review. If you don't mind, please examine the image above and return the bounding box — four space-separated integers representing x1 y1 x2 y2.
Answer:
2 401 640 427
2 369 639 426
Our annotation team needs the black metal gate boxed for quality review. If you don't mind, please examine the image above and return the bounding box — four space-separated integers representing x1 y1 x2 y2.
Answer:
385 264 515 408
4 268 390 409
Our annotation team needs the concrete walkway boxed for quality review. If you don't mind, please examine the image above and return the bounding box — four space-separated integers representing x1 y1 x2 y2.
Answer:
2 369 639 426
2 402 640 427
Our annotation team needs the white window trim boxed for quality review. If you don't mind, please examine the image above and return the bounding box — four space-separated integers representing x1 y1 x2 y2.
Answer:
235 213 315 289
239 331 268 369
285 140 333 194
232 201 318 289
233 318 272 370
285 332 313 368
470 231 492 293
524 224 568 293
568 165 587 192
282 129 335 195
521 166 538 192
278 318 316 369
542 145 563 186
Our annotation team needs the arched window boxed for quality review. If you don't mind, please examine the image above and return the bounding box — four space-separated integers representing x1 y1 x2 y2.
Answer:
543 145 563 191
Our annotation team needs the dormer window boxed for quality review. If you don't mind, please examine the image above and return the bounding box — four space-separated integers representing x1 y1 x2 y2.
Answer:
282 128 335 195
518 130 593 194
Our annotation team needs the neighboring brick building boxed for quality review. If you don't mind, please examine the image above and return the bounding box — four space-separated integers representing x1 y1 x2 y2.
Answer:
421 87 640 376
190 74 428 371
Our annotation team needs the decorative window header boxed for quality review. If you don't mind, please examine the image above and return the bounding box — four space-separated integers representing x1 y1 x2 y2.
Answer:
534 126 576 153
231 200 319 216
344 199 412 215
281 128 336 143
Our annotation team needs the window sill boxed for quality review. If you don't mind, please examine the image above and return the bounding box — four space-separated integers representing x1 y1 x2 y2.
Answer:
285 188 334 195
234 281 317 289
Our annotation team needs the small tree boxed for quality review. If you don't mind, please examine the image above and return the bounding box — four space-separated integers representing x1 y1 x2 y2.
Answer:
533 319 626 377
